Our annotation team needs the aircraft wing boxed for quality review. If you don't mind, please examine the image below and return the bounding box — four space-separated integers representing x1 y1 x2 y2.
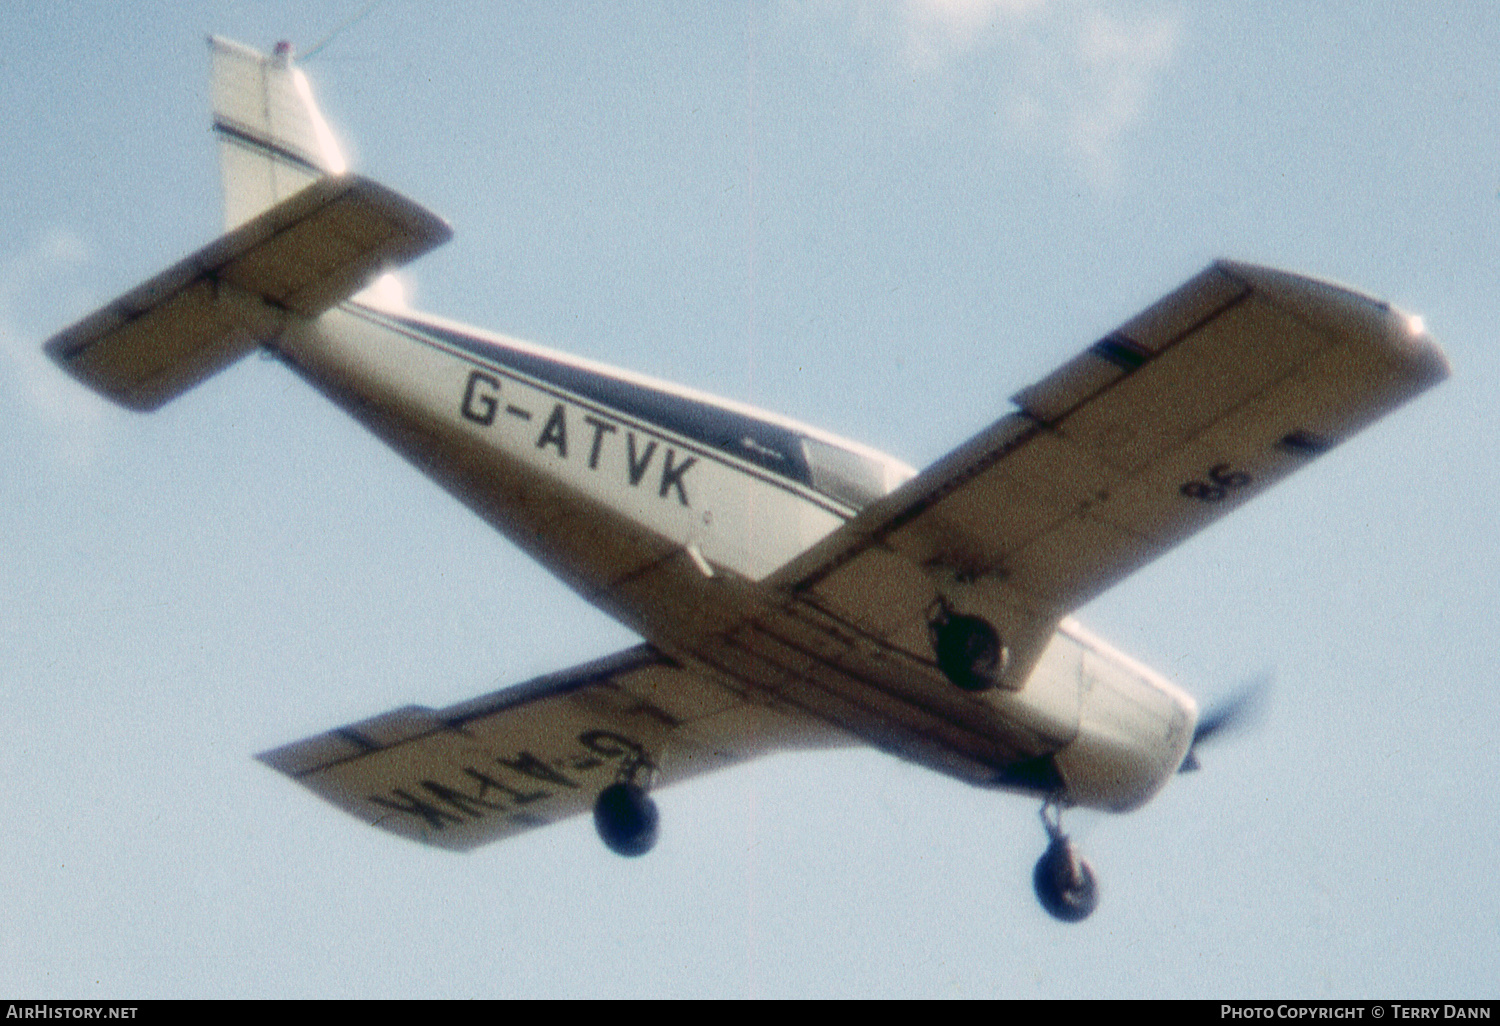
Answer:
257 645 845 851
772 261 1448 676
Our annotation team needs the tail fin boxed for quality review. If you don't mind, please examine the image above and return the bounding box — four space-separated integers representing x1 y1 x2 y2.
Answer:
44 39 450 412
210 36 348 230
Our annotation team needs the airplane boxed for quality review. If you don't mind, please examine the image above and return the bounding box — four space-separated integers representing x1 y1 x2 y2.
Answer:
44 36 1449 922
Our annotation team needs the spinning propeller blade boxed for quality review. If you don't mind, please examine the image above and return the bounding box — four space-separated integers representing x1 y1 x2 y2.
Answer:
1179 672 1272 772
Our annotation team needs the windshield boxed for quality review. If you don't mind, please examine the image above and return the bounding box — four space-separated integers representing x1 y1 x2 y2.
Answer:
801 437 915 510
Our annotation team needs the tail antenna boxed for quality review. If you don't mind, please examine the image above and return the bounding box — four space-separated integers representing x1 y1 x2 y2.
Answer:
299 0 386 62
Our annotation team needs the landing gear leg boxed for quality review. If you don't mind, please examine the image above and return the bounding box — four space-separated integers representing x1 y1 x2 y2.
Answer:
1033 800 1099 922
593 750 659 857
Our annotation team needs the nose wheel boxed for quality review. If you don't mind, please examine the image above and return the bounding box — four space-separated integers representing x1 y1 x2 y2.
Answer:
1033 802 1099 922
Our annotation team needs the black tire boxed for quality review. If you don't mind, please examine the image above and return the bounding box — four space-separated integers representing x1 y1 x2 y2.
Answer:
593 782 659 857
933 613 1003 691
1033 838 1099 922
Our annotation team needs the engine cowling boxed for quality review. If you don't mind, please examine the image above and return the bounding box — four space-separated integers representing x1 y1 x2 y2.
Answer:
1050 640 1198 811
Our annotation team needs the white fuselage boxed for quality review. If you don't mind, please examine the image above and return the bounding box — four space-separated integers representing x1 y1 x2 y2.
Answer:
274 302 1197 812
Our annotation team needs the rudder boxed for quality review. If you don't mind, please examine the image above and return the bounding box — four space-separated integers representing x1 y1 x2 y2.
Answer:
210 36 347 230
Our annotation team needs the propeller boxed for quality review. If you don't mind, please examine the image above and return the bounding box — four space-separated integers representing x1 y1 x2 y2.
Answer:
1179 672 1272 772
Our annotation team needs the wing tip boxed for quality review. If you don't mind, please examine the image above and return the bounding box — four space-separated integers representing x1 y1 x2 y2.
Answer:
1216 259 1450 388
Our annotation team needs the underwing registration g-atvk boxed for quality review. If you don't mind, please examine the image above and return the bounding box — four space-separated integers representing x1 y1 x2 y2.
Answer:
47 39 1448 921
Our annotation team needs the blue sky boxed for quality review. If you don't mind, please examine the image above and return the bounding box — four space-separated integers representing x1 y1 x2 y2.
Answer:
2 0 1497 998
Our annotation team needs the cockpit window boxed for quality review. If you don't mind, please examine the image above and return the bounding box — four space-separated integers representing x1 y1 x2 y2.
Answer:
801 437 911 510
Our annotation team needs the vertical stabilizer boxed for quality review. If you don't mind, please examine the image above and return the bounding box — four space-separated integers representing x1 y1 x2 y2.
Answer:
210 36 348 230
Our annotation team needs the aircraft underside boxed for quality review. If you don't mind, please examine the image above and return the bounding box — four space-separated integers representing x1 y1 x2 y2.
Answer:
261 299 1202 921
41 36 1448 922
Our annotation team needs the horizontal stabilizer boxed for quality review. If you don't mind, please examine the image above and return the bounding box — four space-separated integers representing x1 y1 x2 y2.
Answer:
46 175 451 410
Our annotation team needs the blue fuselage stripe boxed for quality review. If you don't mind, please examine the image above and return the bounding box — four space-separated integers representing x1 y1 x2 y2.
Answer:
344 305 855 516
212 117 326 176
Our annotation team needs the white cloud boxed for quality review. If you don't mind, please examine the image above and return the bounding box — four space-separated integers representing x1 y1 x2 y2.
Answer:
803 0 1183 180
1034 8 1181 171
896 0 1049 68
0 231 117 465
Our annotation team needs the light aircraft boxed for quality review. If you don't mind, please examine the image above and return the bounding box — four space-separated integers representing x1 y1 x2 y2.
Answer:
45 38 1449 922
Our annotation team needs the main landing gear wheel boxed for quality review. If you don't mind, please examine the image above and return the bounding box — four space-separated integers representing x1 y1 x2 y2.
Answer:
928 602 1006 692
593 782 659 857
1033 803 1099 923
593 749 659 857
